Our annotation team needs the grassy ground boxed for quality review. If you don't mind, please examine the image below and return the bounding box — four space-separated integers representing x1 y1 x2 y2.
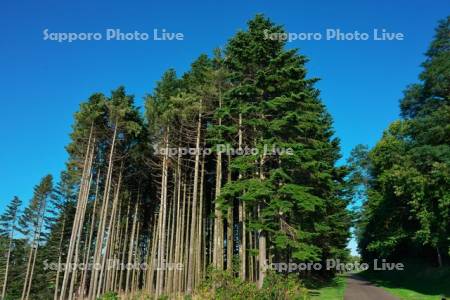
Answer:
308 275 346 300
359 263 450 300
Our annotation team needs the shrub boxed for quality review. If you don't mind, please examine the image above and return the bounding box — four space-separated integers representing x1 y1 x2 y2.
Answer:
194 269 308 300
97 292 119 300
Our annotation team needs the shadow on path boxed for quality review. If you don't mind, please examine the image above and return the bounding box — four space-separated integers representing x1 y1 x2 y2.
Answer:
344 274 399 300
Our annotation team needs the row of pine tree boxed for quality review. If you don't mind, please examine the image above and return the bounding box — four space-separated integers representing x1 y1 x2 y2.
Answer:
0 15 351 299
1 14 447 300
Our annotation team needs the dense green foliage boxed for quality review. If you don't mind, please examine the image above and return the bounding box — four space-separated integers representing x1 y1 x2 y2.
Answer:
195 269 308 300
353 16 450 266
217 15 350 272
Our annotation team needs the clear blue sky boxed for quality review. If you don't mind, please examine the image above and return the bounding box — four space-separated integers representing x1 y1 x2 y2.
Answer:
1 0 448 254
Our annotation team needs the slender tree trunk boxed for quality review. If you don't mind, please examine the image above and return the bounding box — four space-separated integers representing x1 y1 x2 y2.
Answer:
187 102 202 293
248 231 254 282
226 153 233 272
24 211 48 299
68 170 94 300
97 170 122 297
60 126 96 300
131 221 140 295
105 194 122 293
88 120 117 300
258 155 266 288
237 113 246 280
23 174 52 300
183 189 192 291
164 193 173 293
80 171 101 298
146 216 158 294
24 246 37 300
213 94 224 271
1 237 13 300
178 182 188 293
257 227 266 288
196 154 206 283
20 244 34 300
155 131 169 297
126 203 139 293
167 171 178 294
53 215 67 300
119 202 131 292
213 146 224 270
1 207 18 299
172 154 182 294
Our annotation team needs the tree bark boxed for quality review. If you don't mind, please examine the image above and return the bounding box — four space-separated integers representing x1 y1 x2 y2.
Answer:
226 153 233 272
88 120 117 300
187 101 202 293
258 155 267 288
1 203 18 300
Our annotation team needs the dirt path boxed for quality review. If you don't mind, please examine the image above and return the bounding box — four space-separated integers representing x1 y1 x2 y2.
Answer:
344 274 400 300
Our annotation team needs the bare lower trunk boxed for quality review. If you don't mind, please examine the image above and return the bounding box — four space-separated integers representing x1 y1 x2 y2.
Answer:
126 203 138 293
1 208 18 300
88 121 117 300
22 176 52 300
226 153 233 271
97 171 122 297
69 171 94 300
146 216 158 294
258 155 266 288
80 172 100 297
187 103 202 293
178 183 187 293
119 202 131 292
53 215 67 300
155 131 169 297
213 150 224 270
257 228 266 288
20 246 34 300
25 242 39 300
196 154 206 282
59 125 94 300
183 189 192 291
172 156 182 293
1 238 12 300
237 113 246 280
